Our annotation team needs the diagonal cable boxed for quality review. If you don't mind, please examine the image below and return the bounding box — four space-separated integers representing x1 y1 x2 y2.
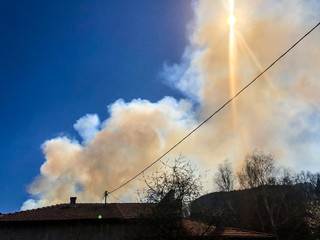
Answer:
108 21 320 195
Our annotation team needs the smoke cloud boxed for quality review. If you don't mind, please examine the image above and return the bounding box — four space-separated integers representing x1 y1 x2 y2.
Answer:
22 0 320 210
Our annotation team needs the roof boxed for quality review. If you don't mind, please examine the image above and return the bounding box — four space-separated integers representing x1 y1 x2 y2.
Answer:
214 227 276 238
182 220 275 239
0 203 154 222
182 219 216 236
0 203 275 239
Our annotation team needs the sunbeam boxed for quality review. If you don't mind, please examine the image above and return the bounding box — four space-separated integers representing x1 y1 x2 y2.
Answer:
229 0 237 128
236 30 283 97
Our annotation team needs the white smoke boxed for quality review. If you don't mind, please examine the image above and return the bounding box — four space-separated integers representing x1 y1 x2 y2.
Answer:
22 98 196 210
74 114 100 142
22 0 320 210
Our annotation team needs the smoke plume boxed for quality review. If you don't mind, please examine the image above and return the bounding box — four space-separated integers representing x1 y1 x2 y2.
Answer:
22 0 320 210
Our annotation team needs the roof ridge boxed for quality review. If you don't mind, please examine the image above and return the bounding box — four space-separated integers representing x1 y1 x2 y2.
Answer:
0 203 155 222
2 203 67 216
1 202 154 217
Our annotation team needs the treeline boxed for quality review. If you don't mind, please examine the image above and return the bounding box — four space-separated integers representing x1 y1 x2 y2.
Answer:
191 151 320 240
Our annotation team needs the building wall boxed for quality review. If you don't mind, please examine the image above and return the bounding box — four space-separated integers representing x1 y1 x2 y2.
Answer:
0 221 143 240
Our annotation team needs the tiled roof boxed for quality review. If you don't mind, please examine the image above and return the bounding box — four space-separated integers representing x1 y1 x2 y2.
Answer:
0 204 275 238
182 220 275 239
216 227 275 238
0 203 154 222
182 219 216 236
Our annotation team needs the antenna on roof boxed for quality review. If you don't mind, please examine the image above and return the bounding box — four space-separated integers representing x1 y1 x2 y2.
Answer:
104 191 108 204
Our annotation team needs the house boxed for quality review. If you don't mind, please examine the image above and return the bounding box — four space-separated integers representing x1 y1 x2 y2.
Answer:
0 197 276 239
0 198 154 240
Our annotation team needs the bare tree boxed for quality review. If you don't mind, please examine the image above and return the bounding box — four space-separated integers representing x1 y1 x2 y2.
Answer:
139 156 204 208
277 166 295 185
237 150 277 189
213 160 236 192
235 151 316 239
137 156 205 239
294 171 320 202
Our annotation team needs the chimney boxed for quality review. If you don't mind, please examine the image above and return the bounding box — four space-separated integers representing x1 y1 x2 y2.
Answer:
70 197 77 207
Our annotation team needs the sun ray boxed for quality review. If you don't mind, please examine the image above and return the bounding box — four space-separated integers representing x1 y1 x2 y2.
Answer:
228 0 237 128
236 30 283 97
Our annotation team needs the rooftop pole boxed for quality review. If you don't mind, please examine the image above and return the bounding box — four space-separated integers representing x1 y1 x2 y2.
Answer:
104 191 108 204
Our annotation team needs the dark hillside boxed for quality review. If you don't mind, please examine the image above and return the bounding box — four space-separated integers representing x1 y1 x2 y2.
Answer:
190 185 312 240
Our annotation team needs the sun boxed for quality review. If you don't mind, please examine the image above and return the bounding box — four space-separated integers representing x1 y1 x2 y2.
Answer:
228 15 236 25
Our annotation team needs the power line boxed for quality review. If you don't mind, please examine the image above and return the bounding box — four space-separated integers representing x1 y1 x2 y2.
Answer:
108 21 320 195
109 193 122 202
99 191 122 203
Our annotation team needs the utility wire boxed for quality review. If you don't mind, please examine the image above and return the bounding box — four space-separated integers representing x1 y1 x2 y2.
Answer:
99 191 122 203
99 191 107 203
108 21 320 195
109 193 122 202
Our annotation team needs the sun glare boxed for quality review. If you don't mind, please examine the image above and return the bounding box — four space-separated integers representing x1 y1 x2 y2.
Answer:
228 0 237 129
228 15 236 25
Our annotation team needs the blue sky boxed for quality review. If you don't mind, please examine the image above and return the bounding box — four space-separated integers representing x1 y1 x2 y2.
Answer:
0 0 192 213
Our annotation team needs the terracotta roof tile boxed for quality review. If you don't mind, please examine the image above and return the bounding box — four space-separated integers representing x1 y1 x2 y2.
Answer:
217 227 275 238
0 203 154 222
182 219 216 236
181 220 275 239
